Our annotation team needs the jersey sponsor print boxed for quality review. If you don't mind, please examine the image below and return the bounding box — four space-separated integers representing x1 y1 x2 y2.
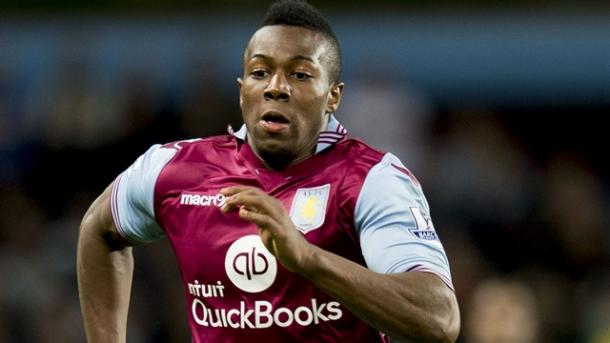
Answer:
189 234 342 330
111 116 453 342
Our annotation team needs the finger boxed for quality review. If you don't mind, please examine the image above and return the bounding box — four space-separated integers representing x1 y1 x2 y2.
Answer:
220 193 251 213
220 187 270 213
239 206 278 230
224 193 283 218
220 189 260 213
259 228 276 255
220 186 260 197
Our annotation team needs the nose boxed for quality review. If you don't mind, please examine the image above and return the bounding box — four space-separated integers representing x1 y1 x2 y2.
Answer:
264 73 290 101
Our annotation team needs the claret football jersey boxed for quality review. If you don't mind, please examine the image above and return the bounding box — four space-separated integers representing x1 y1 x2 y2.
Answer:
111 116 453 342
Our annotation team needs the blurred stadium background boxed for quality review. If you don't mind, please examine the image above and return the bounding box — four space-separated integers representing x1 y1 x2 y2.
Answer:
1 1 609 342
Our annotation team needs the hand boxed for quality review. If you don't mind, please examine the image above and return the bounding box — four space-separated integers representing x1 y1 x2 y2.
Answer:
220 186 315 273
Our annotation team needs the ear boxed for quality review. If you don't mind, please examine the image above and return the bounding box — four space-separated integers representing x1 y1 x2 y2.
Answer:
237 77 244 108
326 82 344 114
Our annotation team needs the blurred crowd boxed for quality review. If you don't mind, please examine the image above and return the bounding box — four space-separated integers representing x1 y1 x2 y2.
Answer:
1 10 609 343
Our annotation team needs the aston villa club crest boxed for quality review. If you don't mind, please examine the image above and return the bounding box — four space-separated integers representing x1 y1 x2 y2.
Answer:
289 184 330 233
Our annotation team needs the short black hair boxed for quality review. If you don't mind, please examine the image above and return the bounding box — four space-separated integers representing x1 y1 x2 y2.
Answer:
260 0 342 83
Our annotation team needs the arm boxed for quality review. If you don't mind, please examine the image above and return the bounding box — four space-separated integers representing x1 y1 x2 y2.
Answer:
78 144 172 341
221 186 460 343
301 244 459 343
77 184 134 342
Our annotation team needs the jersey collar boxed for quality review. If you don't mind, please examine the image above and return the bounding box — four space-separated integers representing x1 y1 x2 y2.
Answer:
229 114 347 154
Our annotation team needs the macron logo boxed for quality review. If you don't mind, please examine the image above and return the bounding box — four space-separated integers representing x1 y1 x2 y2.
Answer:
180 192 226 207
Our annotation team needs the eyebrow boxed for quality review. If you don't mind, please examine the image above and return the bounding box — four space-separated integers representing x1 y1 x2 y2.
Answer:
249 53 315 63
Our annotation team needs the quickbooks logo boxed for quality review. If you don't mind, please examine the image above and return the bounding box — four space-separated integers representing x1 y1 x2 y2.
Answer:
180 192 226 207
188 235 344 330
191 298 343 329
225 235 277 293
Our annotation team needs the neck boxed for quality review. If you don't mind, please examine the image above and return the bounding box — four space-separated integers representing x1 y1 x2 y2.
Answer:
251 114 330 171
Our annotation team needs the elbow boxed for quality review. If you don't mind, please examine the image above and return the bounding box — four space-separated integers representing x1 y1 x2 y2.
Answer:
430 292 461 343
79 211 95 235
79 205 130 252
438 308 460 343
397 289 461 343
413 307 460 343
386 272 461 342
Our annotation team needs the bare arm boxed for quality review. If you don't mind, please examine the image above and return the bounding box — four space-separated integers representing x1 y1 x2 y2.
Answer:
221 186 460 343
77 184 134 343
301 245 460 342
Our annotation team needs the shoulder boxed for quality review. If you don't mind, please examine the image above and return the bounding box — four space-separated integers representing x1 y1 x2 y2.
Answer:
155 134 239 192
336 138 426 220
338 138 418 181
365 152 421 188
355 152 430 234
337 138 385 160
334 138 386 171
155 134 238 171
332 137 420 187
160 134 236 158
329 139 392 214
129 135 234 181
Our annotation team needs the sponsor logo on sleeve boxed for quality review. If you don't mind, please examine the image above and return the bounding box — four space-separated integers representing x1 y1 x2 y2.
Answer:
409 207 438 240
289 184 330 234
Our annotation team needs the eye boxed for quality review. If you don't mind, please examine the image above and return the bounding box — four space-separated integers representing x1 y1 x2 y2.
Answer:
250 69 268 79
292 71 312 81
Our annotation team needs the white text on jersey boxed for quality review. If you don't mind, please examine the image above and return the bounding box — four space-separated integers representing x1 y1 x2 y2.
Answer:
191 298 343 329
180 192 226 207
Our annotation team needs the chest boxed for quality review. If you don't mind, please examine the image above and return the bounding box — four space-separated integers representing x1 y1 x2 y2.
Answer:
158 170 354 245
156 169 363 305
155 163 365 281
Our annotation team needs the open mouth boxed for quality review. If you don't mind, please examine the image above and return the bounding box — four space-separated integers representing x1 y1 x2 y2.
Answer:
260 111 290 134
261 111 290 124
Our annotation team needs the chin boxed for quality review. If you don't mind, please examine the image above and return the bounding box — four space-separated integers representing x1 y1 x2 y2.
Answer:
258 145 296 170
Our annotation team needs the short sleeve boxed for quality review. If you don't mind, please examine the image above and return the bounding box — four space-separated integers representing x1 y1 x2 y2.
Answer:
355 153 453 289
111 144 177 245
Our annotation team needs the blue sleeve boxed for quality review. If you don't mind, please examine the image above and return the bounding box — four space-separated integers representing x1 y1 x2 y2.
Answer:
110 144 177 245
355 153 453 289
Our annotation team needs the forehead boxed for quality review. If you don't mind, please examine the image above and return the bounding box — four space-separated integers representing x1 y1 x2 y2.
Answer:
245 25 328 64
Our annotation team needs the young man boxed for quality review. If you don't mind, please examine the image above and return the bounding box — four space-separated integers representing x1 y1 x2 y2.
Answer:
77 1 460 342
